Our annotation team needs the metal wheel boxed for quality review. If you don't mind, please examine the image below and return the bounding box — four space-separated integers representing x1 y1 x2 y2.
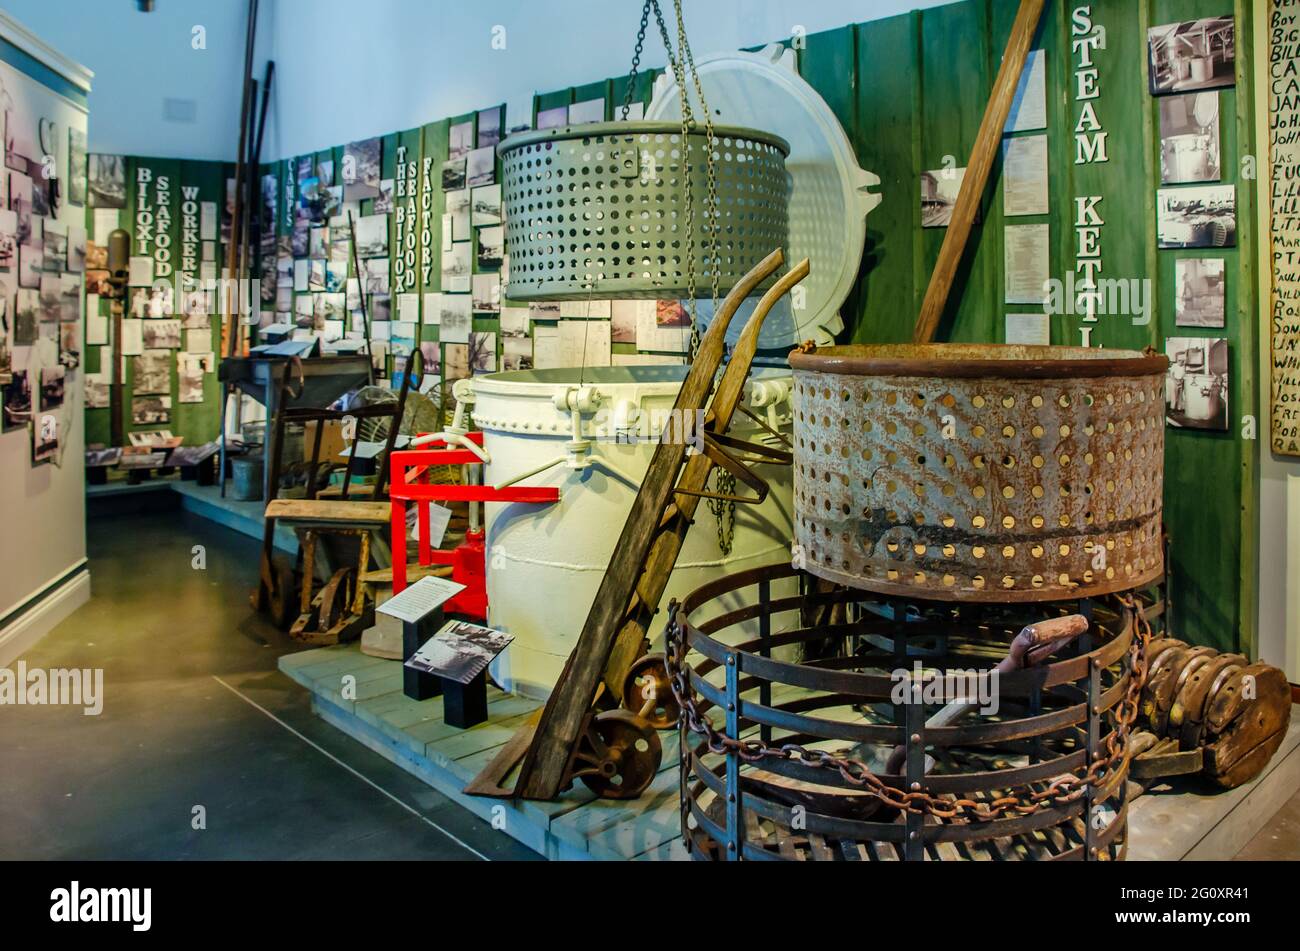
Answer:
575 710 662 800
621 653 681 730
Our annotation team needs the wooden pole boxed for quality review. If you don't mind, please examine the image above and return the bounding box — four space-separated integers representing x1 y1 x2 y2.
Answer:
224 0 259 358
912 0 1047 344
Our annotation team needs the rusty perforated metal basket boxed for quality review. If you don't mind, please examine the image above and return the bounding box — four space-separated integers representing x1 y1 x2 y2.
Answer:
498 121 789 300
789 344 1169 603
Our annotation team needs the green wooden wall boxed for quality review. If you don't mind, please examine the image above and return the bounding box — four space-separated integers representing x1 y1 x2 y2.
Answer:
523 0 1259 651
83 157 228 448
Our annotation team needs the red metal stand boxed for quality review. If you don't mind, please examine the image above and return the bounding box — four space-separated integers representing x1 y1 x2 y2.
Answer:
389 432 559 622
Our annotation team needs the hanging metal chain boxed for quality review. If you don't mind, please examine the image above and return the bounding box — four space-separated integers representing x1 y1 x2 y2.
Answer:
664 593 1154 823
707 471 737 554
621 1 668 120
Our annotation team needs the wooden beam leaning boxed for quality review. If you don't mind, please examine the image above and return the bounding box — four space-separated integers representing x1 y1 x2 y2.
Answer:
504 248 788 802
912 0 1047 344
603 259 812 696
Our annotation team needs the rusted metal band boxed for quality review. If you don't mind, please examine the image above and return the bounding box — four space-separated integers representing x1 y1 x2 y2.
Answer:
789 343 1169 379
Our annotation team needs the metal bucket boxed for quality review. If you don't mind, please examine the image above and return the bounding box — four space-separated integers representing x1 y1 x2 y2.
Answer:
498 121 790 300
229 455 264 501
788 344 1169 603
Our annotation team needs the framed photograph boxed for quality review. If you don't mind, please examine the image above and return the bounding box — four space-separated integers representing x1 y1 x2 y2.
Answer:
1157 185 1235 249
477 107 502 149
343 137 382 201
39 365 64 410
3 369 31 431
68 127 88 206
1159 92 1220 184
536 106 568 131
32 412 58 464
87 153 127 208
405 619 514 684
133 350 171 395
471 184 502 228
1165 336 1228 431
921 167 980 228
477 225 504 271
1148 17 1236 96
354 213 389 258
466 146 494 188
439 293 472 343
1175 259 1226 328
471 272 500 313
441 158 466 192
449 121 474 160
131 394 172 425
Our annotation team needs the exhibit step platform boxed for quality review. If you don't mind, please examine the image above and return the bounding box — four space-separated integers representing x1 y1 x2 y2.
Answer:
87 477 297 554
280 642 1300 861
279 643 686 860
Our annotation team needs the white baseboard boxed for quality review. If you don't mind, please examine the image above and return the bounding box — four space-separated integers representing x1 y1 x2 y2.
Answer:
0 570 91 667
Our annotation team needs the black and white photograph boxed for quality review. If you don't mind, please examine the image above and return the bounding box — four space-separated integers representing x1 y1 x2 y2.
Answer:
921 167 979 228
1148 16 1236 96
39 274 60 322
502 333 532 371
142 319 181 350
0 208 15 268
362 256 390 295
500 305 529 338
536 105 568 130
374 178 395 214
14 288 39 345
466 145 494 188
1175 258 1226 328
133 350 171 395
60 273 81 322
441 157 466 192
32 411 58 464
132 394 172 425
441 241 471 292
472 272 500 313
39 365 64 410
2 368 31 431
449 120 474 160
9 170 33 244
447 187 470 240
85 375 110 409
405 619 514 684
354 213 389 258
177 353 207 403
439 292 472 343
43 225 67 272
477 225 504 270
1157 185 1236 248
343 136 382 201
1165 336 1229 431
68 127 88 205
87 152 127 208
477 107 502 149
1159 92 1221 184
471 183 501 227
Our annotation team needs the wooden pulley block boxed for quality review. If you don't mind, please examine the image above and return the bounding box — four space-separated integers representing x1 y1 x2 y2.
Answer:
1137 637 1186 720
571 710 663 800
1201 663 1293 789
1145 645 1216 737
1170 652 1246 751
621 653 681 730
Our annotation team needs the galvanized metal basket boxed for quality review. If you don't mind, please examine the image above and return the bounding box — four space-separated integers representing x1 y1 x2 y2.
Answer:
789 344 1170 603
498 122 790 301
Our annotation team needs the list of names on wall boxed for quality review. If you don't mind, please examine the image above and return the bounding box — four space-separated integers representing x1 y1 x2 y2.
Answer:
1270 0 1300 456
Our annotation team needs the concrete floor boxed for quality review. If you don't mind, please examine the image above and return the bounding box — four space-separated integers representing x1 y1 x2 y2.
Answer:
0 509 538 861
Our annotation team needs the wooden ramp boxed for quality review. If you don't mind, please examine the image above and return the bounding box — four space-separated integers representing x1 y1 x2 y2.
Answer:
280 643 1299 861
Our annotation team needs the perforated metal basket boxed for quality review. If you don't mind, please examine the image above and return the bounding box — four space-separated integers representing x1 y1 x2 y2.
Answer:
789 344 1170 603
498 122 790 301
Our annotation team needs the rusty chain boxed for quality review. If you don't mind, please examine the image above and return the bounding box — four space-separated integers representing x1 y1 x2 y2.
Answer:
664 593 1153 822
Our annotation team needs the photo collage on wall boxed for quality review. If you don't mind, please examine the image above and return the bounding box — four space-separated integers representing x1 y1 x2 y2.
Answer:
2 94 90 465
1148 14 1237 432
260 88 696 410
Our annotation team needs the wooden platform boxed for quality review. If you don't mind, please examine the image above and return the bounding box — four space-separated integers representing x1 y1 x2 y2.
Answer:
280 642 1300 861
279 643 687 860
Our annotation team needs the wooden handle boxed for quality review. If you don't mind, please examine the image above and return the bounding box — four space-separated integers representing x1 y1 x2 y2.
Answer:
1023 614 1089 645
912 0 1047 344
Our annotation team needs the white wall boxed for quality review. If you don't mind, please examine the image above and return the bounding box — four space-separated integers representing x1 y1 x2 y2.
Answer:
0 0 270 161
0 0 956 163
0 16 92 655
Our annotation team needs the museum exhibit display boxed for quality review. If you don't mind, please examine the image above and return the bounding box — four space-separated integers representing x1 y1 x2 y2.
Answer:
2 0 1300 913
